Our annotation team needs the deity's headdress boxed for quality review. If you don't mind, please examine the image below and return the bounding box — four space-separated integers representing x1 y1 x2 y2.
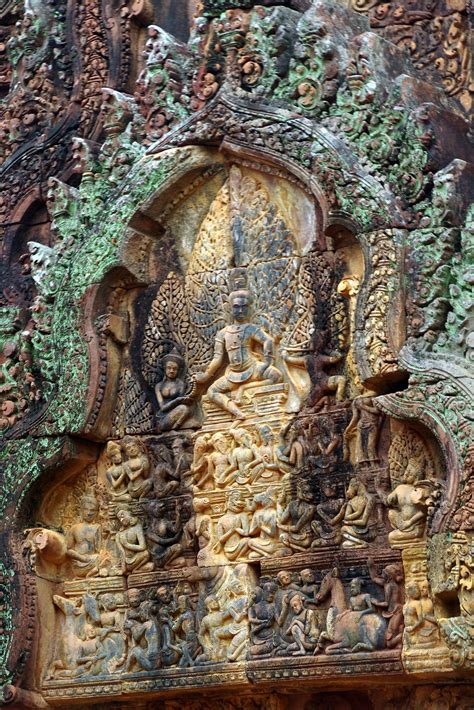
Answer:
162 347 185 369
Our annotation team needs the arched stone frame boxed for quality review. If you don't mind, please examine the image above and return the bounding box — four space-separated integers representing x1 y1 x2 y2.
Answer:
0 92 467 691
32 100 409 440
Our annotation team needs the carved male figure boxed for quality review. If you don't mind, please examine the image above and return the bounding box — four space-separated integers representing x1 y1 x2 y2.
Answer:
368 559 404 649
279 480 317 553
145 499 185 568
195 288 282 419
403 580 440 648
387 456 429 545
249 583 277 657
277 592 321 656
66 495 102 578
332 478 374 548
311 479 344 546
215 490 250 561
213 578 249 662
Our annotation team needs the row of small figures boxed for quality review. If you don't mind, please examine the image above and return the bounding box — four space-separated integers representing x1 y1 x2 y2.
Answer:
46 564 442 680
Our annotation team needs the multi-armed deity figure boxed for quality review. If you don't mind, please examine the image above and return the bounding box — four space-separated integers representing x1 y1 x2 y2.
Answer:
195 287 282 419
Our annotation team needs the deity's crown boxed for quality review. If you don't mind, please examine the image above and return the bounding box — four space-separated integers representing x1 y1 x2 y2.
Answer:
162 346 185 368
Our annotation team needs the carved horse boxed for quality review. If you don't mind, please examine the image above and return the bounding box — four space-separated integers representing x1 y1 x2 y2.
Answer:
315 569 386 654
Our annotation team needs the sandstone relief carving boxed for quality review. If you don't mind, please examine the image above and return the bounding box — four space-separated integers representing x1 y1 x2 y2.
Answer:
1 0 470 702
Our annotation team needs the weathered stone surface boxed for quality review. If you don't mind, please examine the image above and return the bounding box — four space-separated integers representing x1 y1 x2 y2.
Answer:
0 0 472 707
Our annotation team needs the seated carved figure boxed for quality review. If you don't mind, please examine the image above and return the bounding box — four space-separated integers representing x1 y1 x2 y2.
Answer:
213 578 249 662
171 437 193 488
75 627 107 676
278 481 317 553
249 583 277 657
122 436 153 500
195 288 282 420
115 508 154 575
66 495 103 578
311 479 344 546
248 425 288 483
215 490 250 561
403 580 441 649
367 559 404 649
332 478 374 548
97 593 125 673
123 602 160 672
247 490 279 559
216 428 256 488
387 457 429 546
154 349 195 432
145 500 186 569
276 592 321 656
152 443 179 499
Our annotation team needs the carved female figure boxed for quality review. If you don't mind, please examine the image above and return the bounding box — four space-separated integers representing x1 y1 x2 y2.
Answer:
403 582 423 648
115 508 153 575
154 349 195 432
387 456 429 546
344 397 382 466
332 478 374 548
419 580 441 644
105 441 130 502
122 436 153 500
